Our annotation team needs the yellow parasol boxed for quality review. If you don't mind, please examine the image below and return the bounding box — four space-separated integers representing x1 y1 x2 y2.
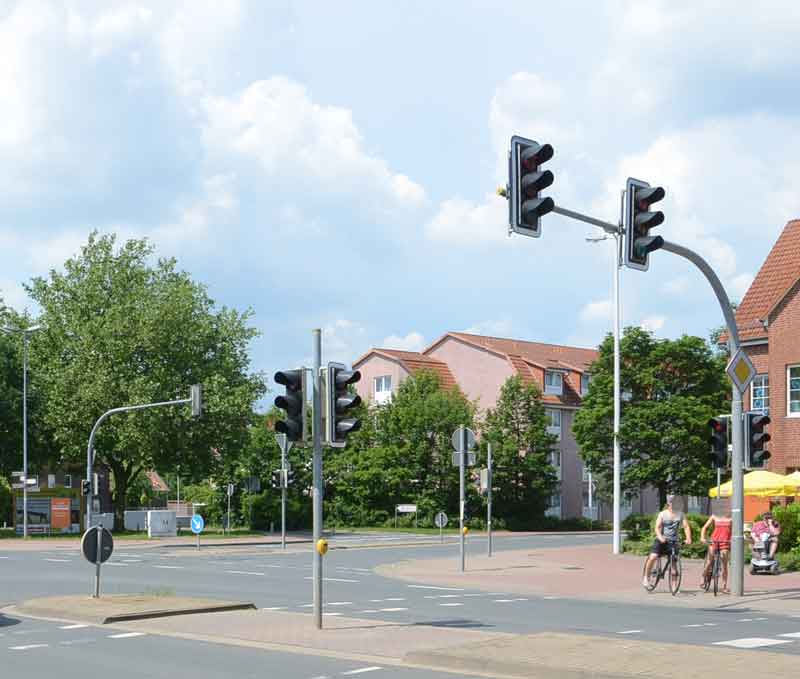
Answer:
708 470 793 498
785 470 800 495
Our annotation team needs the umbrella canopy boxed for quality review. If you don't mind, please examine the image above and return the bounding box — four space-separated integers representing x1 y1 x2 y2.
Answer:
709 470 793 498
785 470 800 495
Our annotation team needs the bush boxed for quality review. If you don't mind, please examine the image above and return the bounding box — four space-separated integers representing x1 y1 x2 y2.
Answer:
181 483 224 526
622 513 651 540
770 504 800 553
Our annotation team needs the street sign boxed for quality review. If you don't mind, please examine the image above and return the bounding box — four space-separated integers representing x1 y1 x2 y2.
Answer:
81 526 114 564
190 514 205 534
726 348 757 394
480 468 489 493
227 483 235 497
434 511 448 528
396 504 417 513
451 451 476 467
451 426 476 451
275 432 294 455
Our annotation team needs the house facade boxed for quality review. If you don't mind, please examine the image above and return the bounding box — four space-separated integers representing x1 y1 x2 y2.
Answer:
353 332 614 520
727 219 800 519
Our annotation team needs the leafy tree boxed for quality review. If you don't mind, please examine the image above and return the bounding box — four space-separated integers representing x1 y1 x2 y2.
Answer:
480 376 559 528
26 233 266 525
573 327 729 507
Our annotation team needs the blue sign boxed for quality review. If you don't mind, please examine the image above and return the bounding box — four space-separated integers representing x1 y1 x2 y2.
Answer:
190 514 205 534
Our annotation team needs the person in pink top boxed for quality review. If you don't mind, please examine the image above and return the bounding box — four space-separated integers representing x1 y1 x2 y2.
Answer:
752 511 781 559
700 513 732 593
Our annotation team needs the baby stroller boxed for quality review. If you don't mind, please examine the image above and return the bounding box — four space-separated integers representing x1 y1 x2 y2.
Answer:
750 529 779 575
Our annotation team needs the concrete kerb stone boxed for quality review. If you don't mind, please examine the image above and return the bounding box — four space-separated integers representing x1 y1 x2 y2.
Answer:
11 594 255 625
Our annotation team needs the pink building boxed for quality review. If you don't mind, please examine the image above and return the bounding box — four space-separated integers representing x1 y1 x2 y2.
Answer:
353 331 606 520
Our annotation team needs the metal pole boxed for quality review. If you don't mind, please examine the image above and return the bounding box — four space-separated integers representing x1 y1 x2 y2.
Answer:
487 442 493 557
227 487 231 534
94 526 102 597
589 471 594 530
717 467 722 503
613 229 622 554
312 329 323 629
660 239 744 596
459 427 466 573
281 444 287 550
22 333 29 539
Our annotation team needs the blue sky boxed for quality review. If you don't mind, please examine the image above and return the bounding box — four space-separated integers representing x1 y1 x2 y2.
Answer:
2 1 799 395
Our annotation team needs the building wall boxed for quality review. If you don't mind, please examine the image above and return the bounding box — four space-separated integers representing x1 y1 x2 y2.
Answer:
559 409 584 519
766 281 800 472
354 355 409 404
425 337 515 413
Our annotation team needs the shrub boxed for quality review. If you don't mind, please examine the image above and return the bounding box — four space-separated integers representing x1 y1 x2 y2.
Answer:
622 513 651 540
770 504 800 554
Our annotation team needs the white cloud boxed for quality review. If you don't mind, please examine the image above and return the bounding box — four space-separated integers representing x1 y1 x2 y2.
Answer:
425 193 508 245
662 276 691 295
381 331 426 352
580 300 613 323
0 278 29 312
640 315 667 333
729 273 754 301
462 319 513 337
322 319 370 365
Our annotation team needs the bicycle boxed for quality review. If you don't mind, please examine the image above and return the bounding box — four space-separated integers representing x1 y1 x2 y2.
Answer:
644 540 682 595
702 540 726 596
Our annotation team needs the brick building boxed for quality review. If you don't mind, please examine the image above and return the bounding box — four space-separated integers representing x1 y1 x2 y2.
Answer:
353 331 612 520
729 219 800 517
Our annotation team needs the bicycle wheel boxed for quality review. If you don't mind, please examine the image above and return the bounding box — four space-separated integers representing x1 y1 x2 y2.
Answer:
669 554 682 595
645 557 661 592
702 555 711 592
712 554 720 596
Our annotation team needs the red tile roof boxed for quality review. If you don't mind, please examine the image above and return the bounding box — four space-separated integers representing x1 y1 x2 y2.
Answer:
145 470 170 492
354 348 458 391
733 219 800 342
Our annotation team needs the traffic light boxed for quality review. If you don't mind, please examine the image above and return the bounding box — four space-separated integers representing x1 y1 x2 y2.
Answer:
325 362 362 447
274 369 306 442
708 416 729 469
285 468 295 486
507 135 555 238
271 469 283 490
624 177 665 271
745 412 771 468
190 384 203 418
81 479 91 497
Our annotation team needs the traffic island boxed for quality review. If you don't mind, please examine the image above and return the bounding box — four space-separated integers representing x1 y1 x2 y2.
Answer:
11 594 255 624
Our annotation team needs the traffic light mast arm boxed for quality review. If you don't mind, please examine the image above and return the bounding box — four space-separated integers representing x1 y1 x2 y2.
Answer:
551 204 621 237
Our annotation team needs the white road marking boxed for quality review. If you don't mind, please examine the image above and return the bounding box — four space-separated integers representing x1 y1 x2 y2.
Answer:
494 599 516 603
439 603 463 607
261 607 287 611
304 577 359 583
300 604 314 608
778 632 800 638
152 565 184 570
682 624 703 628
356 610 379 614
105 562 128 567
327 602 353 606
44 558 71 563
322 612 342 617
618 630 642 635
384 597 405 601
737 618 754 622
378 607 408 612
60 624 89 630
0 556 9 559
59 639 97 646
715 638 792 649
463 594 482 597
122 559 142 563
341 667 382 675
437 594 461 599
407 584 464 591
543 596 561 600
9 644 48 650
753 617 768 621
108 632 146 639
225 570 265 576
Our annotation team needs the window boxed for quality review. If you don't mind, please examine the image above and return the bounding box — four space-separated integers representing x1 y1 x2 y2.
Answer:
548 493 562 509
545 408 562 440
789 366 800 416
688 496 703 512
374 375 392 405
544 370 563 395
48 474 56 489
581 373 591 396
548 449 561 467
751 374 769 413
64 474 72 489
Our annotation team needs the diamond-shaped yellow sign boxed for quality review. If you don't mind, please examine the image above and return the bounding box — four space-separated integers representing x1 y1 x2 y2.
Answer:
726 348 756 394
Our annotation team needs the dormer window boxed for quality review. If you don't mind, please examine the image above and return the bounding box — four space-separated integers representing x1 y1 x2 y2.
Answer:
581 373 591 396
374 375 392 405
544 370 563 395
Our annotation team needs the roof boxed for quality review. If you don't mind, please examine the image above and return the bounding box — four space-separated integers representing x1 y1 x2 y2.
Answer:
354 348 458 391
733 219 800 342
145 470 170 492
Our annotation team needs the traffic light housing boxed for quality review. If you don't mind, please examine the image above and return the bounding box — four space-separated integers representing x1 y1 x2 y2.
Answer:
286 468 295 486
274 369 306 442
708 416 729 469
624 177 665 271
325 362 362 447
271 469 283 490
745 412 771 468
507 135 555 238
81 479 91 497
190 384 203 418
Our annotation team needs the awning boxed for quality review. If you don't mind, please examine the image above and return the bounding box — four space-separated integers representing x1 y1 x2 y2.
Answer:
708 470 794 498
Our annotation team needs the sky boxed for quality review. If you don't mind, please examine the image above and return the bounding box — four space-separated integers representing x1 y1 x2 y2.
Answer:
1 1 799 398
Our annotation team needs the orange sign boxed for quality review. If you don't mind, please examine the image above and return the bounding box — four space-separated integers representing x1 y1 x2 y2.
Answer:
51 498 71 530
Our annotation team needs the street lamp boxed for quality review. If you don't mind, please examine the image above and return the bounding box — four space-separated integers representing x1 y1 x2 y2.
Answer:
585 234 622 554
2 323 44 539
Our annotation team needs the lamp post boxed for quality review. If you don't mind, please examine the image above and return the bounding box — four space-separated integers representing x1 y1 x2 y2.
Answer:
2 323 44 539
586 234 622 554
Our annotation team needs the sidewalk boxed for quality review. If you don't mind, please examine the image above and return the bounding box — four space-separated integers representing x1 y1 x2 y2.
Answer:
377 545 800 614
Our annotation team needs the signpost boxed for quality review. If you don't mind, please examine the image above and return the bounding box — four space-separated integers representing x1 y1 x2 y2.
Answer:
452 426 476 572
435 511 448 543
191 513 204 550
276 432 293 550
81 525 113 598
226 483 234 534
394 504 418 528
486 442 493 557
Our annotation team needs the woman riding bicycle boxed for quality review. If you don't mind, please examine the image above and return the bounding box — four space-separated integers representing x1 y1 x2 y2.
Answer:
700 512 731 593
642 495 692 589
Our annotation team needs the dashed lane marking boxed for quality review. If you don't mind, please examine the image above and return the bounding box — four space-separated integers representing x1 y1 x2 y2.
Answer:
618 630 642 635
9 644 48 651
779 632 800 638
108 632 146 639
152 565 184 570
304 577 359 583
60 624 89 630
384 598 405 601
341 667 382 675
327 602 353 606
714 638 792 649
260 607 287 611
225 570 266 576
378 607 408 612
439 603 463 607
356 610 379 614
322 612 342 617
43 558 71 563
407 585 464 591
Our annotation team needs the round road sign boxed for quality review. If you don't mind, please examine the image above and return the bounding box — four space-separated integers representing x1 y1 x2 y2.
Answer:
191 514 205 534
81 526 114 565
435 511 448 529
451 426 476 452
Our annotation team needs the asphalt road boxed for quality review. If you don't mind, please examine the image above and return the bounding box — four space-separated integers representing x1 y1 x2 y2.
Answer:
3 530 800 678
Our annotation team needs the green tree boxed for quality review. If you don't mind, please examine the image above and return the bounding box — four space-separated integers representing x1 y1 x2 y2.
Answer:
573 327 729 507
481 376 559 528
26 233 266 525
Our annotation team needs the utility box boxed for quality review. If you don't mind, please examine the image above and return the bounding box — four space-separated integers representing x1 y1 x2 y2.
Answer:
90 513 115 531
147 510 177 538
124 510 148 532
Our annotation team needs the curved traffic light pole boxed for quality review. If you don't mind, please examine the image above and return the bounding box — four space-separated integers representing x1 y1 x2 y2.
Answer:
660 239 745 597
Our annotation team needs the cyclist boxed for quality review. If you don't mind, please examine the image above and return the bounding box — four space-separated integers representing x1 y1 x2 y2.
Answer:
700 512 731 593
641 494 692 588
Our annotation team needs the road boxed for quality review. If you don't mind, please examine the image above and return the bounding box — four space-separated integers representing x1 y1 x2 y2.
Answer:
3 531 800 678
